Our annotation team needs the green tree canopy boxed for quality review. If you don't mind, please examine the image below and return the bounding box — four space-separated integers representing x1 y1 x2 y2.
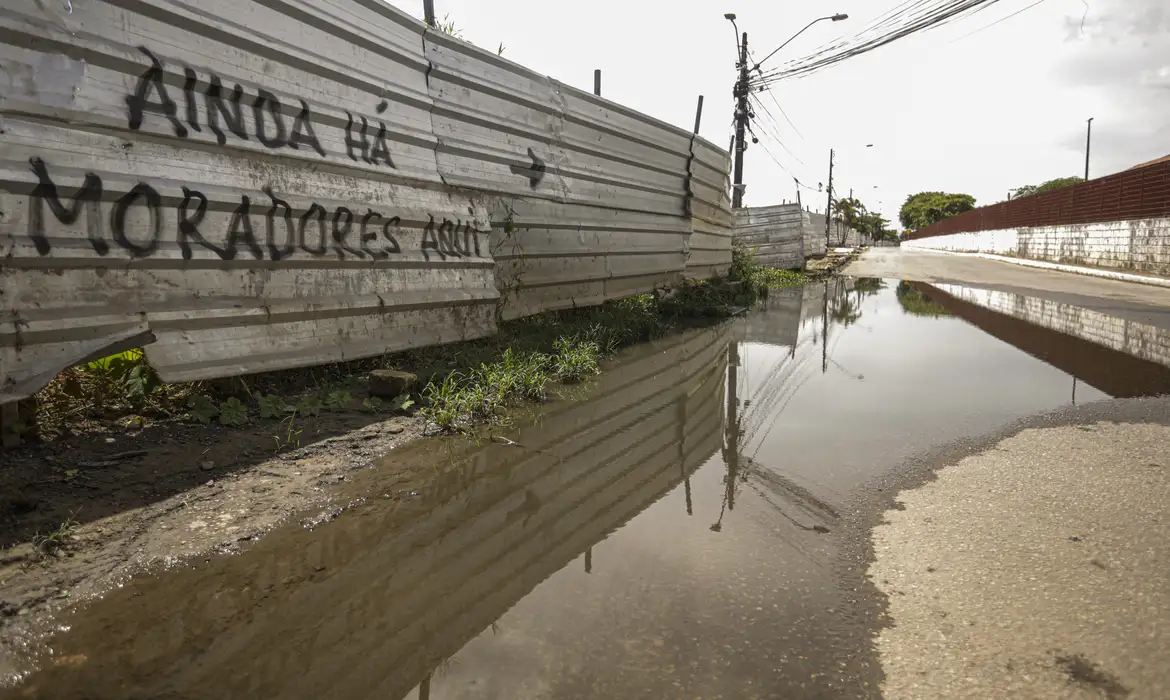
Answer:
899 192 976 230
1011 176 1084 200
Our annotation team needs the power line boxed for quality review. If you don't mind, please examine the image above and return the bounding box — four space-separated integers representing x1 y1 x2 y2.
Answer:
947 0 1047 43
751 0 1007 85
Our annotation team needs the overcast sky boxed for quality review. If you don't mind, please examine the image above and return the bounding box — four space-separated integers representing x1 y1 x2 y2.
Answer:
386 0 1168 227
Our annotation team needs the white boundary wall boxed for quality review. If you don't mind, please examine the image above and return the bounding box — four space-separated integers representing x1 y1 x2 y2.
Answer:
905 218 1170 276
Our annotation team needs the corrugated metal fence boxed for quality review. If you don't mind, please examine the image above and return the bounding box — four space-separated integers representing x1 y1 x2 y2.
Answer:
908 159 1170 239
0 0 733 402
732 204 805 269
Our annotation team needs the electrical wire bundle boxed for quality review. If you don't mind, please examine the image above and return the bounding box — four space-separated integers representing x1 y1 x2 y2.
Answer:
750 0 1012 87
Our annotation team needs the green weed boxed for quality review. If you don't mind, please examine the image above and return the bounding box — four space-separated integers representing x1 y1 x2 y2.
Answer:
32 514 79 555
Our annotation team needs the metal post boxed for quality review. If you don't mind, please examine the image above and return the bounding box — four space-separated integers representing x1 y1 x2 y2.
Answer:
585 547 592 573
824 149 834 249
593 69 601 96
423 0 436 27
731 33 749 209
1085 117 1094 180
693 95 705 134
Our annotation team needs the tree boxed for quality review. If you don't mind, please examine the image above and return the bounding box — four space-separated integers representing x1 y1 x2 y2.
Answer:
1011 176 1084 200
899 192 976 230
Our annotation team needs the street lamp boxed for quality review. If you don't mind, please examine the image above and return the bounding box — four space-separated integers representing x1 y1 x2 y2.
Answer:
753 13 849 73
724 13 741 52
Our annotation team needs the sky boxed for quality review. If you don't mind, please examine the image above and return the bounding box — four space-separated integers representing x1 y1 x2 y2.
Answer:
386 0 1169 228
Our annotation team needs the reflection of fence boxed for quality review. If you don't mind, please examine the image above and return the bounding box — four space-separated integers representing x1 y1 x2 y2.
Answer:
0 1 732 403
16 323 731 700
908 159 1170 239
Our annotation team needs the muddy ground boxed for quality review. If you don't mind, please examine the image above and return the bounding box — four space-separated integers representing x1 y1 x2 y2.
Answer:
0 405 433 671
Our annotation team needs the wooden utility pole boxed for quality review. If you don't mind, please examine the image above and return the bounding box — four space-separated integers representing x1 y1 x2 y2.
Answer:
731 33 749 208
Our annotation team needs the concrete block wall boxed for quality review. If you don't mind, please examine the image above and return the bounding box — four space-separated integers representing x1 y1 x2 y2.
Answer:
905 218 1170 277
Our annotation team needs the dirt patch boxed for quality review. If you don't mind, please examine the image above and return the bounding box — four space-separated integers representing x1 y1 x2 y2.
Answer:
0 407 424 674
1056 653 1131 699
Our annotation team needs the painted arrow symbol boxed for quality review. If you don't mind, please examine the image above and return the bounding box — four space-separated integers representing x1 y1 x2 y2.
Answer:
509 147 546 189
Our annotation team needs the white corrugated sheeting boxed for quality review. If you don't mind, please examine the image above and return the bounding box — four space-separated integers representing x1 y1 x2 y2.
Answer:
0 0 500 402
0 0 734 402
685 136 734 279
733 204 806 269
427 28 704 319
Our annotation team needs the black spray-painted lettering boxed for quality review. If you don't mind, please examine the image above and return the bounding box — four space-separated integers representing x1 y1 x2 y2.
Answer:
111 183 162 258
27 157 106 256
369 122 395 168
382 216 402 255
206 75 248 146
253 90 287 149
177 186 227 260
126 47 398 167
360 210 387 260
25 161 429 262
182 68 202 133
289 99 325 157
225 196 264 260
264 187 296 261
126 47 188 138
331 207 364 258
298 203 329 256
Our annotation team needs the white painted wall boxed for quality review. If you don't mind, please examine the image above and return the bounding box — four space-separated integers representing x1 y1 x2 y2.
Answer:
906 218 1170 276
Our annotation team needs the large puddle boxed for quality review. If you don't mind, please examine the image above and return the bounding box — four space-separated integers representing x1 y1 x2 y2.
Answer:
6 278 1170 699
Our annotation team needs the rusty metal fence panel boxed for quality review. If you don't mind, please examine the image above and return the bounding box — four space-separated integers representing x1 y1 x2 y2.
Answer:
0 0 497 403
0 0 736 402
909 159 1170 239
733 204 805 269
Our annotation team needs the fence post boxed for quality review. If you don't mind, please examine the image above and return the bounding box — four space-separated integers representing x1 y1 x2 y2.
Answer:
423 0 436 27
593 69 601 96
693 95 704 134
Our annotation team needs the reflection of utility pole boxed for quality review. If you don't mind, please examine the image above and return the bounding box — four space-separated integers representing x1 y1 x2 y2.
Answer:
1072 377 1077 406
725 342 740 512
585 548 592 573
822 281 829 374
677 392 692 516
419 674 431 700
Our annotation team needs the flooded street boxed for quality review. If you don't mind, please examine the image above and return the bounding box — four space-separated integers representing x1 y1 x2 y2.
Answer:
5 276 1170 699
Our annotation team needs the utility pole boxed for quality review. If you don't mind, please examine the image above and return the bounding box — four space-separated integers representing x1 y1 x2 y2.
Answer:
731 32 749 209
1085 117 1094 180
824 149 834 249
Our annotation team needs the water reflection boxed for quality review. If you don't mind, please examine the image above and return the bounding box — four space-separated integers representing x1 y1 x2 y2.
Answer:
9 279 1170 700
5 325 731 700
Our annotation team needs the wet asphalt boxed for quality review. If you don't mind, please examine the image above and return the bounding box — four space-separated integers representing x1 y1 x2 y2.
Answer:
5 259 1170 699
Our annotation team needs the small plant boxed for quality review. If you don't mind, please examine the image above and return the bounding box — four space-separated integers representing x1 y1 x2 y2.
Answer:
324 389 352 411
188 394 219 425
362 396 385 413
273 410 304 452
218 397 249 426
258 394 289 419
296 395 325 417
552 337 600 384
392 394 415 413
33 514 79 555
